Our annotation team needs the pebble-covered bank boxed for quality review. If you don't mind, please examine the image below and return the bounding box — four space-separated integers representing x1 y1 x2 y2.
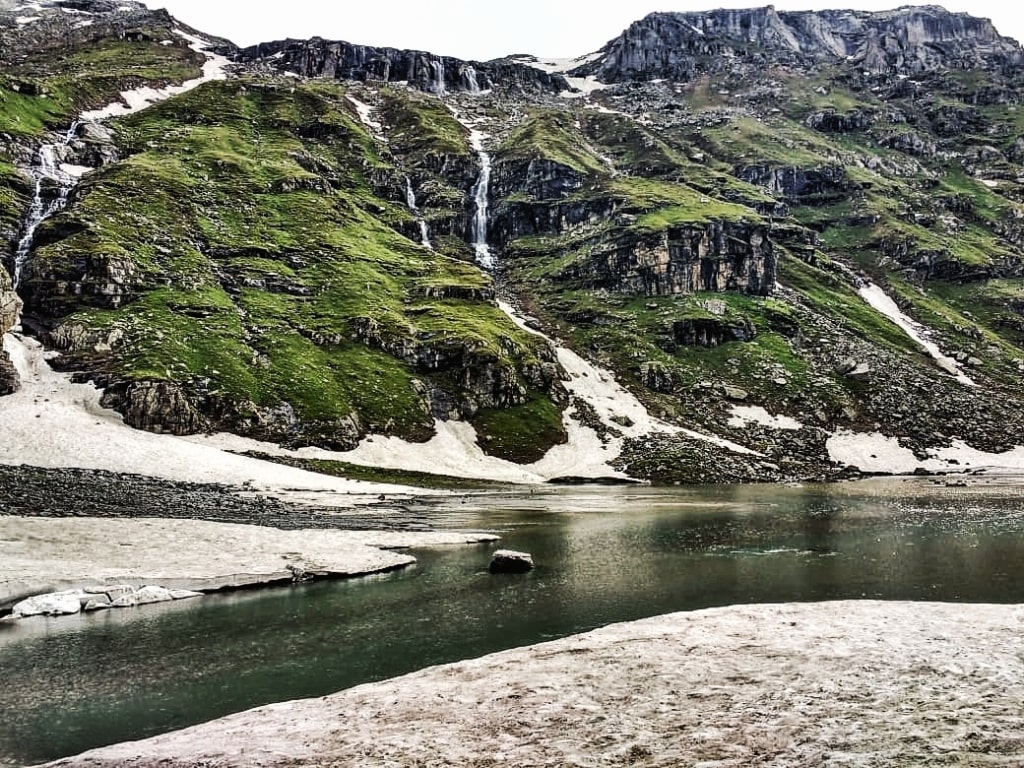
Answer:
0 464 437 531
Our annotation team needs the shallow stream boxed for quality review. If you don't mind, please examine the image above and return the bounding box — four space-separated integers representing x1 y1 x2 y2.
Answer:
2 479 1023 765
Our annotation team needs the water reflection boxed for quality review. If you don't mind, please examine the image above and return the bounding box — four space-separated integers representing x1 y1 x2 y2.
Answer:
1 480 1023 765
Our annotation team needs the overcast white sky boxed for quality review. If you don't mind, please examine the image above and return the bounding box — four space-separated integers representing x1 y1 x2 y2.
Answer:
142 1 1024 60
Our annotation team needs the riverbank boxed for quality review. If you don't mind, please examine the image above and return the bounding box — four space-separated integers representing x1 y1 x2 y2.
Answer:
0 515 497 612
40 600 1024 767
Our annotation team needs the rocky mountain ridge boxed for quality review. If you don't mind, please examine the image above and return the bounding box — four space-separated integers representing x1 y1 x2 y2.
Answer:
3 1 1024 482
236 38 570 95
572 5 1023 82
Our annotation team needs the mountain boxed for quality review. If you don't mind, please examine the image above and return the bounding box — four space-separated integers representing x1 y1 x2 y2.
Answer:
3 1 1024 483
572 6 1023 81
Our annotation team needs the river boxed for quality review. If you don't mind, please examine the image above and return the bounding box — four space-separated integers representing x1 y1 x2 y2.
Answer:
2 478 1023 765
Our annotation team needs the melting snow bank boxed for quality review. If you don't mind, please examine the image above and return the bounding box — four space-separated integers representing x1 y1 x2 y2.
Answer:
0 517 497 614
0 332 425 504
858 283 976 386
828 429 1024 475
189 303 759 485
42 601 1024 767
79 28 228 121
729 405 803 431
499 302 758 455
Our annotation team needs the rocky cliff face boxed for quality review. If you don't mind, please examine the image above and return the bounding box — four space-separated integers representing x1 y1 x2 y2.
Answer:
5 3 1024 481
567 222 775 297
573 6 1023 82
237 38 569 95
0 265 20 394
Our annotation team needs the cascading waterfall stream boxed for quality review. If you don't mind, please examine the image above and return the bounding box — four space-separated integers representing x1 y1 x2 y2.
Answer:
404 176 431 249
468 130 494 270
7 29 227 302
464 66 481 94
430 60 446 95
12 125 82 289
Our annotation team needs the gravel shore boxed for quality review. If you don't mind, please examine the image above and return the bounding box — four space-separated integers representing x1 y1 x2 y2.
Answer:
0 464 439 531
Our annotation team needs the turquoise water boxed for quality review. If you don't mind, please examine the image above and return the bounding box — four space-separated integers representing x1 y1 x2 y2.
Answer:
2 481 1023 765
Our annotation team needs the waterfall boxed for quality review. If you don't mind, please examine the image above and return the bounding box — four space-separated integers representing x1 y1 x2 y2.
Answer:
13 129 80 289
404 176 432 249
430 60 446 95
9 30 227 295
464 66 481 94
469 130 494 270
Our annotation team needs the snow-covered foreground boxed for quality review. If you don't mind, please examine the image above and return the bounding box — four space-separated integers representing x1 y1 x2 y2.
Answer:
43 601 1024 767
0 516 496 610
0 332 423 502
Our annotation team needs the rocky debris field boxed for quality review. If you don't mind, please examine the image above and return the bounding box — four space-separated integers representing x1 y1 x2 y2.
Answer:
0 464 438 531
42 600 1024 767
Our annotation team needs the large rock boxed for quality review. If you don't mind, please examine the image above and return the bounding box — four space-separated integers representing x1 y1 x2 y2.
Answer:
12 592 83 618
489 550 535 574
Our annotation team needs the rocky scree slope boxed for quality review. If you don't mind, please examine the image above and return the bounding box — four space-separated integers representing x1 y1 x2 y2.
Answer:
4 3 1024 482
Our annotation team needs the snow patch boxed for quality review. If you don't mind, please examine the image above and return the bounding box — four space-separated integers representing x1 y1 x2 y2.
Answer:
59 163 91 178
0 516 498 612
0 333 424 505
561 75 608 97
858 283 976 386
514 51 602 74
827 429 1024 474
59 602 1024 768
499 302 759 457
79 29 228 121
345 94 383 136
729 405 803 431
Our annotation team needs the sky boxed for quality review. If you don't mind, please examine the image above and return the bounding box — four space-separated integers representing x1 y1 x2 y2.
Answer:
141 1 1024 60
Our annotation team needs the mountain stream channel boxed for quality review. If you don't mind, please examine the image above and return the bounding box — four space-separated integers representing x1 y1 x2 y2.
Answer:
2 478 1024 765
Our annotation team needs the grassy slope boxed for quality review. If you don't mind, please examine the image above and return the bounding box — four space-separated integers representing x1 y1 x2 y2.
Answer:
494 66 1024 463
24 78 566 457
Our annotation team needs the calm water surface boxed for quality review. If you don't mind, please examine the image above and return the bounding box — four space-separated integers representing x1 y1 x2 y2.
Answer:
2 479 1024 765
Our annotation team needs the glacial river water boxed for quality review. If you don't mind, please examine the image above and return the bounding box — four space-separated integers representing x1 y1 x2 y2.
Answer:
2 478 1024 766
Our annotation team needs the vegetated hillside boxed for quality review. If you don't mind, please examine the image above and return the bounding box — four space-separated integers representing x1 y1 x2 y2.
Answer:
3 2 1024 482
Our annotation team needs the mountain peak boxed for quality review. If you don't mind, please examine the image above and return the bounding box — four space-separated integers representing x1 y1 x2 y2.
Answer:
573 5 1022 82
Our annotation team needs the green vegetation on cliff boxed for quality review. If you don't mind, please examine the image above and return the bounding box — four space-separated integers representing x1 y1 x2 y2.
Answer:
22 78 565 454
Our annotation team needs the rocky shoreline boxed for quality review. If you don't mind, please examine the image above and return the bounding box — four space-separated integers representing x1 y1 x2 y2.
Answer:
0 463 502 618
0 464 440 531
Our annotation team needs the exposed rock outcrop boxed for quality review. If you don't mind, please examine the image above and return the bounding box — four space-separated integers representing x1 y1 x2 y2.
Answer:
735 165 848 203
570 221 776 297
0 265 21 394
236 38 570 95
97 379 368 450
573 6 1023 83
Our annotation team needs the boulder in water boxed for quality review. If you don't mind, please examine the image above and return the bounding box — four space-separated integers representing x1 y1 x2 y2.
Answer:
12 592 83 618
489 550 534 574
